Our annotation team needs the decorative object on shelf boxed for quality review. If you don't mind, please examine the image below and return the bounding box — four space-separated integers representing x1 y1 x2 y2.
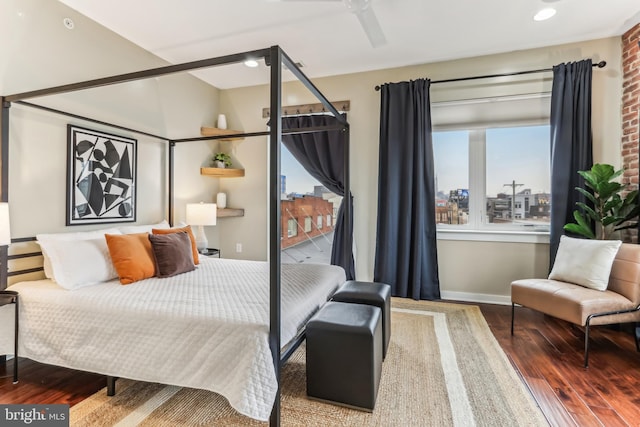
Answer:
217 114 227 130
213 152 232 169
216 192 227 209
564 163 640 240
0 202 11 246
186 202 217 253
66 125 136 225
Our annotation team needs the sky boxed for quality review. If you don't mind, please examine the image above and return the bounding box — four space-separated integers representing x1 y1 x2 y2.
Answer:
433 125 550 197
281 144 318 194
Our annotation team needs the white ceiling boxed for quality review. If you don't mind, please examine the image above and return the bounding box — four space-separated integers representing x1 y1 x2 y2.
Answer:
58 0 640 89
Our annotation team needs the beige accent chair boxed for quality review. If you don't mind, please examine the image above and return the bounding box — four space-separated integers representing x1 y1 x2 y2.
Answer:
511 243 640 367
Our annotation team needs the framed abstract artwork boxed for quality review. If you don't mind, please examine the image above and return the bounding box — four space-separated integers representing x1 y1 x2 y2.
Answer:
66 125 137 225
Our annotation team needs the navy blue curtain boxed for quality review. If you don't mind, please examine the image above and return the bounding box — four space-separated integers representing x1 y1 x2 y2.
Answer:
374 79 440 300
281 115 355 280
549 60 593 268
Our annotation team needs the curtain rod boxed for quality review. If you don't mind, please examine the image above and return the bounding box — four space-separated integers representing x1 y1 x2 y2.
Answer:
374 60 606 91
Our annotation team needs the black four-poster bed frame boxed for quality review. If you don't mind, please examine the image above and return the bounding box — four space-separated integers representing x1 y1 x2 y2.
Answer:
0 45 351 426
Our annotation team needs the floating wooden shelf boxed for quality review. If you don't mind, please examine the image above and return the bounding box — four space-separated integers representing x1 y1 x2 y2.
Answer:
200 127 245 141
200 167 245 178
217 208 244 218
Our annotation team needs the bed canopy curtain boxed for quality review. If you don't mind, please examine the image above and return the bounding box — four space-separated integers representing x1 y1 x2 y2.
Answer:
373 79 440 300
549 59 593 268
281 114 355 280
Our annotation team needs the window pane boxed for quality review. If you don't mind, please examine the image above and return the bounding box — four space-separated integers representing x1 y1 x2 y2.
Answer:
485 126 550 229
433 131 469 225
287 219 297 237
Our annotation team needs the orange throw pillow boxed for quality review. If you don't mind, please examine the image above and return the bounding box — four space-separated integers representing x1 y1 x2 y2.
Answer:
152 225 200 265
105 233 156 284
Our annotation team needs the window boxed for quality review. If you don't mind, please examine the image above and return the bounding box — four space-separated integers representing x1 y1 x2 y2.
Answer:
304 216 312 232
287 219 297 238
317 215 323 229
326 214 332 227
433 124 550 232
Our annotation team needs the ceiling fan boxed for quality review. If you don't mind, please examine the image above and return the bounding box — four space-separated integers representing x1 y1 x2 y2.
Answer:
276 0 387 48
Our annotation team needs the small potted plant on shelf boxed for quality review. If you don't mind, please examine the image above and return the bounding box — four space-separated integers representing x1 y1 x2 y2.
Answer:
213 152 232 169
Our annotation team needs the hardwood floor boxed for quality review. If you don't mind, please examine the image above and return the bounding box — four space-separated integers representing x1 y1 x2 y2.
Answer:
481 304 640 427
1 303 639 426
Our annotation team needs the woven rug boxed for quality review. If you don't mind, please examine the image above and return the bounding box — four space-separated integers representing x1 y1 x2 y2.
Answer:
70 299 548 426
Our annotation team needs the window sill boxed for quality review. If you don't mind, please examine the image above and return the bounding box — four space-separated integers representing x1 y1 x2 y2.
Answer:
436 228 549 244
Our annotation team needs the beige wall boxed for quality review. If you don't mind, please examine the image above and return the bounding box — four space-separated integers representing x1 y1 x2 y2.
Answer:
220 37 624 302
1 0 220 242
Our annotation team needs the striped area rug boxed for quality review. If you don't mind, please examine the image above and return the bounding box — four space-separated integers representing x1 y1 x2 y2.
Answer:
70 299 548 426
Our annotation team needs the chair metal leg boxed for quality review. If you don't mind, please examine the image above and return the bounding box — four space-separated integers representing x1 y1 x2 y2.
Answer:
511 303 515 336
584 319 591 368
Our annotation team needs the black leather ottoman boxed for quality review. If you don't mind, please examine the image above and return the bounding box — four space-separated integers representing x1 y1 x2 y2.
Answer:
331 280 391 358
306 301 382 411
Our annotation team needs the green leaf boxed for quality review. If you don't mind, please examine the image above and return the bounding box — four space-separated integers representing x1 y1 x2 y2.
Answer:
576 203 598 221
595 182 624 200
575 187 596 205
602 216 621 226
564 223 596 239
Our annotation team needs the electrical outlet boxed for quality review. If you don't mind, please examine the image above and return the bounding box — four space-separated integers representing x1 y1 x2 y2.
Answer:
236 243 242 253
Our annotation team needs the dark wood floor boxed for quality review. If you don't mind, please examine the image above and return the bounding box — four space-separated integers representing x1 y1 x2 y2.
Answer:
2 304 640 426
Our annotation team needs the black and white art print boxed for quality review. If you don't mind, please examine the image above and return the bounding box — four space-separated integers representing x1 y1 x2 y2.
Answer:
66 125 137 225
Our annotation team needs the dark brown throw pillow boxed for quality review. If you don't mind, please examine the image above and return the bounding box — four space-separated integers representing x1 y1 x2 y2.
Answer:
148 231 196 278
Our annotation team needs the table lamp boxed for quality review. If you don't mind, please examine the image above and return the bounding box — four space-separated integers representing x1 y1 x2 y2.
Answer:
0 203 11 246
186 202 217 253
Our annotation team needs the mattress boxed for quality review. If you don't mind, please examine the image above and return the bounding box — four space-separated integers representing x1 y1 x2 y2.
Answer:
0 258 345 421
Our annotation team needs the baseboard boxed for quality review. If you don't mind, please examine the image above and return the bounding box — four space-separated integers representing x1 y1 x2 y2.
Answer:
440 290 511 306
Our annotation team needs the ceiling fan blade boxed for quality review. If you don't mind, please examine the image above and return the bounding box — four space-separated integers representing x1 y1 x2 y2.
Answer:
354 6 387 48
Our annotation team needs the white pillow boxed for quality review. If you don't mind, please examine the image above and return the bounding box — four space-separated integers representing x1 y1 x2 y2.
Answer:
38 237 118 290
37 227 122 280
549 235 622 291
118 220 170 234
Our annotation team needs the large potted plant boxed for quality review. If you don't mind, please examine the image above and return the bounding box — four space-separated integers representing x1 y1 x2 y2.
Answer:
564 163 640 240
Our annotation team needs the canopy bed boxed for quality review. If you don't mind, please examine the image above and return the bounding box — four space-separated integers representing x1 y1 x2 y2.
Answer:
0 45 351 426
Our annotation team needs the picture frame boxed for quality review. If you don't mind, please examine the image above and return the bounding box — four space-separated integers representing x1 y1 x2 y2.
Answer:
66 125 137 225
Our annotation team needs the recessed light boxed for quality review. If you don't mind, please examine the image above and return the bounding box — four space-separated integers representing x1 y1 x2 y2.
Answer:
244 59 259 68
534 8 556 21
63 17 75 30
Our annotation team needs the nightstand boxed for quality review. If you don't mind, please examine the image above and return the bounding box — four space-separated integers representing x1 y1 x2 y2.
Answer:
0 290 18 383
200 248 221 258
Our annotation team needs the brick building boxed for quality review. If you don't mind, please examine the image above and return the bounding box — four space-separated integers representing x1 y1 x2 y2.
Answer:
281 195 335 249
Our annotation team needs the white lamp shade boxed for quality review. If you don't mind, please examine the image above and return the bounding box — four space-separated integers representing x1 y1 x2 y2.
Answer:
0 203 11 246
186 203 217 226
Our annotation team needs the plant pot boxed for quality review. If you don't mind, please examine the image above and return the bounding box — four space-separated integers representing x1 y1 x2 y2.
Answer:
215 161 226 168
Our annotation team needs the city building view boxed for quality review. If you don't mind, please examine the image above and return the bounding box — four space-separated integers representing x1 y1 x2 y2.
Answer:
435 187 550 226
280 147 340 264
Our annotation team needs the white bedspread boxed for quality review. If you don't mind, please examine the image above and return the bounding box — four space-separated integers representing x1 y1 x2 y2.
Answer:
0 258 345 421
